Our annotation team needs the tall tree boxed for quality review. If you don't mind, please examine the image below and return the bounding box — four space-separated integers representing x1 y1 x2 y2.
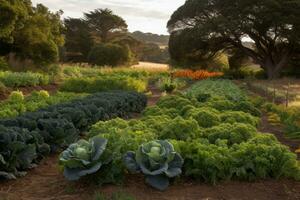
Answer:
168 0 300 79
0 1 64 68
64 18 93 62
84 9 128 42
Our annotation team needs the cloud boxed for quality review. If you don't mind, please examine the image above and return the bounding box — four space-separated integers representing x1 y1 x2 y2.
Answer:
31 0 185 34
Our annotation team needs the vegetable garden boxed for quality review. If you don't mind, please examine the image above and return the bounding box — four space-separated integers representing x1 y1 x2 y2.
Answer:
0 69 299 199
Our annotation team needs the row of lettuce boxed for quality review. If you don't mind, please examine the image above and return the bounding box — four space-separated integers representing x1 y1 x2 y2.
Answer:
0 91 147 179
58 80 300 191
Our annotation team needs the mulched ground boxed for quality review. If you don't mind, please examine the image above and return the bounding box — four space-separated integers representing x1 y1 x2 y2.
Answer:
0 85 300 200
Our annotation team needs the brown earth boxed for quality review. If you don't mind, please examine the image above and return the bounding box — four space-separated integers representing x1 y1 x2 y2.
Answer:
0 86 300 200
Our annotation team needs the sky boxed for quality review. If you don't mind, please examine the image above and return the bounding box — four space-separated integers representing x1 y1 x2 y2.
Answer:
31 0 186 35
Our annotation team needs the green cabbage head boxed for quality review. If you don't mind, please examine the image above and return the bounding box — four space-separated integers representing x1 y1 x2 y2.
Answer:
59 137 109 181
124 140 183 191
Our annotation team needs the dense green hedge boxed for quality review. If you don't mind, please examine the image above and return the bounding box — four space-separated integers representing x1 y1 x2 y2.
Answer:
0 71 50 87
0 91 147 179
85 80 299 185
60 77 147 93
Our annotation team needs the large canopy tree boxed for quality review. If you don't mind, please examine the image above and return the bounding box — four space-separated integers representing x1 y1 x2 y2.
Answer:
84 8 128 42
0 0 64 68
64 18 93 62
167 0 300 79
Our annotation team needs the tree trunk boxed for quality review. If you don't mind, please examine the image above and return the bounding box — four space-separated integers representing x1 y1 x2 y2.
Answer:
262 54 290 80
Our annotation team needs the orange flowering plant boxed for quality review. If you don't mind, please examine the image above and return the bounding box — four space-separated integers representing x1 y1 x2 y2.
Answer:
173 70 223 80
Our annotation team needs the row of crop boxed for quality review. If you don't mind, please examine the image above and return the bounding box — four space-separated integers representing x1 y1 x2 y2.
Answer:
173 70 224 80
58 80 300 191
0 90 87 119
0 71 50 87
60 77 148 93
62 66 167 80
0 91 147 179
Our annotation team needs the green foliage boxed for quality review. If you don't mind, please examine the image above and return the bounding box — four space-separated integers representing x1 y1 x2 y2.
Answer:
0 125 43 179
186 79 246 101
8 90 24 102
156 77 186 93
59 137 110 181
220 111 259 127
60 77 147 93
88 43 131 66
159 117 201 141
0 2 64 67
0 57 9 70
124 140 183 191
84 9 127 42
173 134 300 183
168 0 300 79
0 91 86 119
185 107 221 128
203 123 257 145
0 71 50 87
264 104 300 139
0 91 147 179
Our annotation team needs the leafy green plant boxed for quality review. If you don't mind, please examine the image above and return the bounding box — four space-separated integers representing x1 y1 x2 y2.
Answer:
0 91 147 179
185 107 221 128
60 77 147 93
0 71 50 87
124 140 183 191
8 91 24 102
59 137 110 181
0 91 87 119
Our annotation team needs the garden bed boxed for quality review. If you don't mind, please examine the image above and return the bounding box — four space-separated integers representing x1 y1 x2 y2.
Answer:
0 81 299 200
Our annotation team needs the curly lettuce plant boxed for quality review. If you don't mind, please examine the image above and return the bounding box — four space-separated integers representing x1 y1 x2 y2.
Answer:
59 137 110 181
124 140 183 191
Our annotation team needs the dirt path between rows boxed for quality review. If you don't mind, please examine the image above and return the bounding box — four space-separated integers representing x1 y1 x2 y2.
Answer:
0 86 300 200
259 113 300 155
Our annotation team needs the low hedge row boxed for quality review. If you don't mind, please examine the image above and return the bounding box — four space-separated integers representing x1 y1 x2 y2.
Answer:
60 77 147 93
0 91 147 179
0 71 50 87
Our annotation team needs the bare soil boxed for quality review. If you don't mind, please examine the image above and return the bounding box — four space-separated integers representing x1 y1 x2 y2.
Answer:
0 85 300 200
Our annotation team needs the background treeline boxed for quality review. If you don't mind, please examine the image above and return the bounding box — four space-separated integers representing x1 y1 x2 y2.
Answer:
0 1 170 71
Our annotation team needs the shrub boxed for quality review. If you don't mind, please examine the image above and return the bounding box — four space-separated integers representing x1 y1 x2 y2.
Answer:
88 43 130 66
0 71 50 87
60 77 147 93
